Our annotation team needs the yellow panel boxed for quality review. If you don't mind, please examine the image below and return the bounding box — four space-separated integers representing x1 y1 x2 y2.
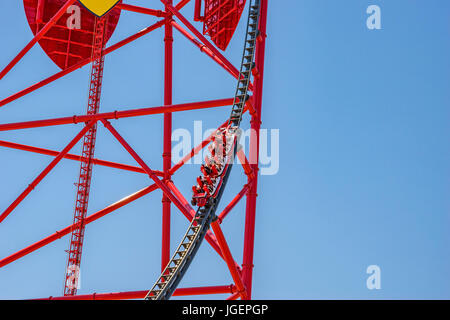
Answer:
78 0 121 17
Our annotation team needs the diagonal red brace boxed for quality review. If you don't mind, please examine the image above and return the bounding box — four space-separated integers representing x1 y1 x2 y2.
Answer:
236 148 255 180
171 21 238 80
0 121 95 224
0 140 163 176
0 184 158 269
117 3 166 17
211 220 248 300
101 119 199 224
217 183 252 224
226 292 241 300
0 0 77 80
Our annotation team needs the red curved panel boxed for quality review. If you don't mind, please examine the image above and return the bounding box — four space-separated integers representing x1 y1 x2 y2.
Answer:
202 0 246 51
23 0 121 70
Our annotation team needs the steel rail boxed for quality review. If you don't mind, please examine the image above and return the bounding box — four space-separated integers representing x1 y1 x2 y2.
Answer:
145 0 261 300
145 143 237 300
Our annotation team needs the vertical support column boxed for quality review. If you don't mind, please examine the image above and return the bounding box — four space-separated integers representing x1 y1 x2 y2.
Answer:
242 0 268 300
162 0 174 272
194 0 203 21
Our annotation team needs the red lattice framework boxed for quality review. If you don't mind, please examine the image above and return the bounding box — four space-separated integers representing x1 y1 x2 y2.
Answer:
0 0 268 300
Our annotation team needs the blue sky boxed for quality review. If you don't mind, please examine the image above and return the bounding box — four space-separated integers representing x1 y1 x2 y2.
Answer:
0 0 449 299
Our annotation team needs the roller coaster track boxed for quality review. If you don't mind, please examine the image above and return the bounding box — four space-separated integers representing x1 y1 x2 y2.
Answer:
145 0 261 300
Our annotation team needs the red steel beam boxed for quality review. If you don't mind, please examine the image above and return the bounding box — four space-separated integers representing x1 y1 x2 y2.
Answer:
36 285 236 300
162 0 174 271
217 183 252 224
194 0 203 21
173 0 192 11
0 98 233 131
0 184 158 269
0 0 77 80
242 0 269 299
226 292 241 300
246 96 258 118
116 3 166 17
236 149 255 180
211 220 248 300
0 121 95 224
0 140 164 176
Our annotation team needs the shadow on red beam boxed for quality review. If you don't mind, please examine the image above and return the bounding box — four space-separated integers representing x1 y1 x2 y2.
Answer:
0 184 158 269
117 3 166 17
0 140 162 176
0 98 233 131
35 285 236 300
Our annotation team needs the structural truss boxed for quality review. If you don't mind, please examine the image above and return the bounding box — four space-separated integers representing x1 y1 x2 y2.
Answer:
0 0 268 300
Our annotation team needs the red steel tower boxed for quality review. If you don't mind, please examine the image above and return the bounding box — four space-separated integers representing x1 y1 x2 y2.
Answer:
0 0 268 300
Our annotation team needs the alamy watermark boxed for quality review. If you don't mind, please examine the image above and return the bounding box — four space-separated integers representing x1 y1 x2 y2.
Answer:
65 264 81 290
366 265 381 290
366 5 381 30
67 4 81 30
172 121 280 176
